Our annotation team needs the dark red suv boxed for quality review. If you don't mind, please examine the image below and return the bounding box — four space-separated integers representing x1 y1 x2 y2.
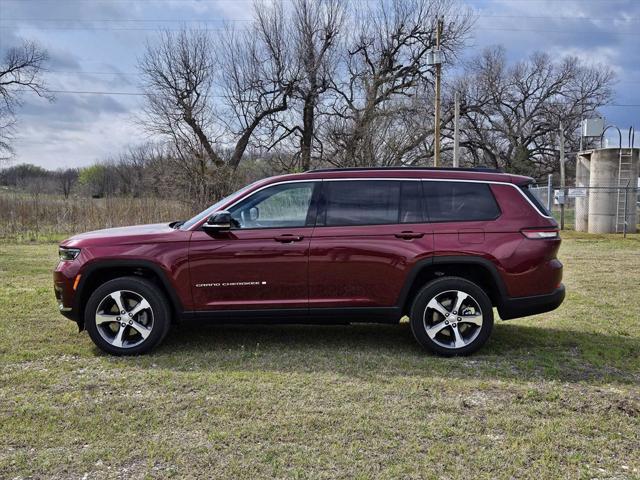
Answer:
54 167 564 356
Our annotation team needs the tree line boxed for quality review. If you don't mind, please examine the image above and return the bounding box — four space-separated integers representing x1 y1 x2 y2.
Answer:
1 0 615 206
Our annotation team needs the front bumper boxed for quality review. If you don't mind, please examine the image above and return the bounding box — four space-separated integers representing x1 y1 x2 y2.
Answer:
54 264 80 323
498 284 565 320
54 283 77 321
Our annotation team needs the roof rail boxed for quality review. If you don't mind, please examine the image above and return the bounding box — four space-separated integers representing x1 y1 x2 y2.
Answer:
305 166 504 173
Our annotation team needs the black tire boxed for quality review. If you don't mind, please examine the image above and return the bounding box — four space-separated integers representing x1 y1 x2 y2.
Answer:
409 276 493 356
84 276 171 355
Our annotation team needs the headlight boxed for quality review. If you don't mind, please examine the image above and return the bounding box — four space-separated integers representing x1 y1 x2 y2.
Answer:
59 247 81 261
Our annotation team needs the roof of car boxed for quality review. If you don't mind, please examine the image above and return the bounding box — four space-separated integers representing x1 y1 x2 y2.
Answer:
308 167 502 173
290 167 533 185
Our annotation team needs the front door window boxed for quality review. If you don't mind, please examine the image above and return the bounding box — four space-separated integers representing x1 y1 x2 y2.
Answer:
229 182 315 229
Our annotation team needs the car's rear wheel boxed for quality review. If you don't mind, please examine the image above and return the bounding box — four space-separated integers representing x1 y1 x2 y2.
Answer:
409 277 493 356
84 277 171 355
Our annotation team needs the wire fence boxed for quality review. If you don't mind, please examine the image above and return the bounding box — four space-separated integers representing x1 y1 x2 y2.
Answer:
530 183 640 235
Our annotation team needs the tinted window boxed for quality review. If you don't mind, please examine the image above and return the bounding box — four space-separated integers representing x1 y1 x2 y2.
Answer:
400 181 424 223
520 184 551 216
229 182 315 229
424 181 500 222
320 180 409 226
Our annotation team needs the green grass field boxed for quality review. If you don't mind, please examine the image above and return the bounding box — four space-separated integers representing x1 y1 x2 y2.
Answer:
1 232 639 479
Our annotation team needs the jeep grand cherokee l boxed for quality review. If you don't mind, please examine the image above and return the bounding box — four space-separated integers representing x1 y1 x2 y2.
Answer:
54 167 565 356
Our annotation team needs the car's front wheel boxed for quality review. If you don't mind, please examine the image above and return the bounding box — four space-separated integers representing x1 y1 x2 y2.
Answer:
84 277 171 355
409 277 494 356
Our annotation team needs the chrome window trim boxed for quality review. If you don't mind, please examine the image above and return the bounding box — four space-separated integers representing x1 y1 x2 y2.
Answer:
320 178 552 219
189 176 552 230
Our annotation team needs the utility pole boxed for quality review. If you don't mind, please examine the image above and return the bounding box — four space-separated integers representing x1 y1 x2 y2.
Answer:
433 17 443 167
453 91 460 167
559 121 566 230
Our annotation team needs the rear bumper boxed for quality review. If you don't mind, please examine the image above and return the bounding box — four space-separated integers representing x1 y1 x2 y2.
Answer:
498 284 565 320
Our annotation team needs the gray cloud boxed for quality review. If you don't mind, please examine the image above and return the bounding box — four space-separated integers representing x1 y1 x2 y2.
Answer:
470 0 640 129
21 91 128 120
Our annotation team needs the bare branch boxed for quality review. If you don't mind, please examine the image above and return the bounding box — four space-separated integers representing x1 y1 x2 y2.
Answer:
0 39 52 160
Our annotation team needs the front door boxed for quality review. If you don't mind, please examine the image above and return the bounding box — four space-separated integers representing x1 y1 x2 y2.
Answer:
189 181 319 311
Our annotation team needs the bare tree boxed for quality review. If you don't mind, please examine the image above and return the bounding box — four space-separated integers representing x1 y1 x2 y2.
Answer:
0 39 52 160
220 2 298 170
255 0 345 170
450 47 614 177
294 0 344 170
323 0 472 166
139 25 300 204
56 168 79 199
139 29 222 167
138 29 240 204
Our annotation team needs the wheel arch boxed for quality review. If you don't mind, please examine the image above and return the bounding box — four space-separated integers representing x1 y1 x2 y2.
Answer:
73 260 183 329
398 256 507 315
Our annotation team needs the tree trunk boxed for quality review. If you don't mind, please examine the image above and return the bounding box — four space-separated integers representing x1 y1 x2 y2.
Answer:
229 97 290 171
182 114 224 168
229 127 255 171
300 94 316 171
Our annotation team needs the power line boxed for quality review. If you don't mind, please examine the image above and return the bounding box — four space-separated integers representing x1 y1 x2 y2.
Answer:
23 89 147 96
15 89 640 107
0 0 275 2
475 27 640 36
0 0 630 2
48 70 138 76
43 71 640 87
0 25 229 31
4 24 640 36
2 13 638 22
50 89 146 96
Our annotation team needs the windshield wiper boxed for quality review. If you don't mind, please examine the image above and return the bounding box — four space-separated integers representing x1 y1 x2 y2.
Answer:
169 220 184 229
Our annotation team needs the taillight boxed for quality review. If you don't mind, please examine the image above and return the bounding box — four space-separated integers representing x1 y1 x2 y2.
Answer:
521 229 559 239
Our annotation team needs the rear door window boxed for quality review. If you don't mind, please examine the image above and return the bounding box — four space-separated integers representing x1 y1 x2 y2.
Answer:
318 180 424 226
423 181 500 222
399 180 424 224
319 180 400 226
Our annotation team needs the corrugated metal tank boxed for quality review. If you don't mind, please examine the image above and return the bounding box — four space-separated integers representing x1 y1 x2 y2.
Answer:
587 148 639 234
575 153 590 232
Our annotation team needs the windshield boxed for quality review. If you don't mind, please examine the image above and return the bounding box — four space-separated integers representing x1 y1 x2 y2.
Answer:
180 181 261 230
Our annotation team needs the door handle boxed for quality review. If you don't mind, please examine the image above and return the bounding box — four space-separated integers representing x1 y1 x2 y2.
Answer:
274 234 304 243
394 231 424 240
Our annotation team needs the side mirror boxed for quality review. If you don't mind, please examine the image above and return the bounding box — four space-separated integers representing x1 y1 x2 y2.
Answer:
203 211 232 232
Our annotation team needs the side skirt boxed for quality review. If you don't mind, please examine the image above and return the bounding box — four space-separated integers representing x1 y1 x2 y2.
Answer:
179 307 402 325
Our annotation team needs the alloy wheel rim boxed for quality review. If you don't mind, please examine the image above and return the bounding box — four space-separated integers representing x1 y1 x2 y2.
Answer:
95 290 154 349
422 289 483 349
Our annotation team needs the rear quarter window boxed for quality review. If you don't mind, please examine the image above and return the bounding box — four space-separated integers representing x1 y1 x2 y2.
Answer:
519 184 552 216
423 181 501 222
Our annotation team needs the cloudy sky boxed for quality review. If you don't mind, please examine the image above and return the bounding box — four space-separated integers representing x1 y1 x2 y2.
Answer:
1 0 639 169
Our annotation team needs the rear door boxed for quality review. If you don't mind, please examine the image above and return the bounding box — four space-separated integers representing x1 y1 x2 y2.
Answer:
308 179 433 310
